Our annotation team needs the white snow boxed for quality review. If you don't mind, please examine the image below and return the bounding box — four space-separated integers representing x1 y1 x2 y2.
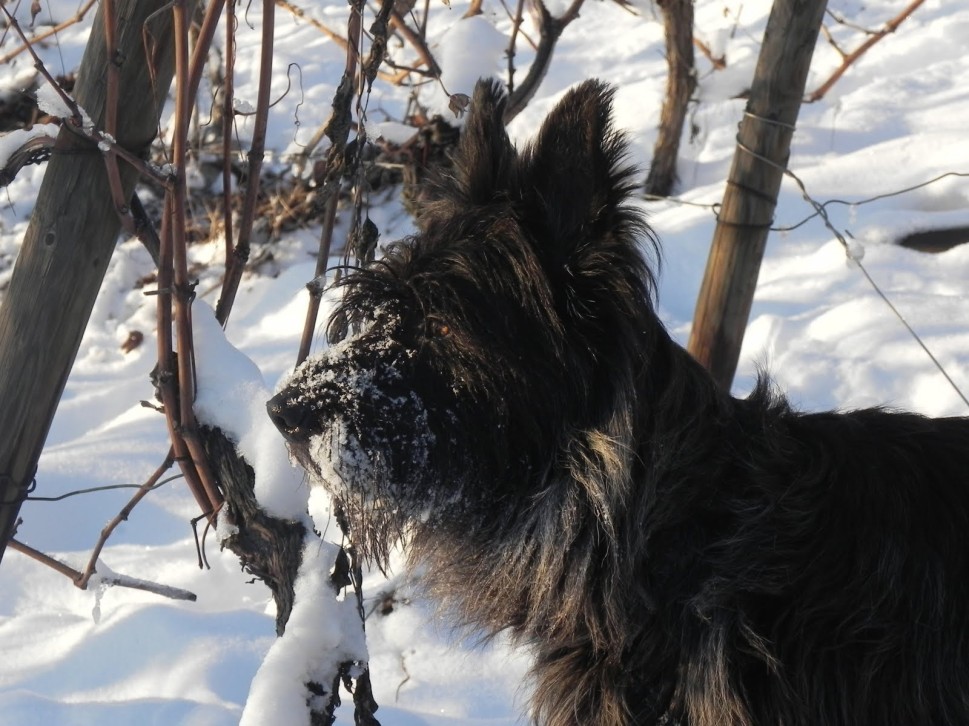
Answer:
240 535 367 726
192 301 308 519
429 16 508 116
34 81 75 119
2 0 969 724
34 81 93 129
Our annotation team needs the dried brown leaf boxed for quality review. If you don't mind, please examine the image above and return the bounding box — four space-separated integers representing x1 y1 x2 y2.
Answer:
448 93 471 118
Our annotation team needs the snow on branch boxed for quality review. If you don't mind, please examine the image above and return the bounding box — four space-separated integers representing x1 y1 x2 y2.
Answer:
7 538 197 602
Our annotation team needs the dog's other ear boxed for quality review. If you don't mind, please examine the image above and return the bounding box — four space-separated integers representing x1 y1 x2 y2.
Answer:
518 81 637 256
447 78 517 206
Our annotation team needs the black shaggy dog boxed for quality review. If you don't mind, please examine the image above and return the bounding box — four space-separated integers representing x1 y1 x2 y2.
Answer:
268 79 969 725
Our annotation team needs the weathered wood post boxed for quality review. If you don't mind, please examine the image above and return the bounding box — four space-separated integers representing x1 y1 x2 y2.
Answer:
687 0 828 389
0 2 184 563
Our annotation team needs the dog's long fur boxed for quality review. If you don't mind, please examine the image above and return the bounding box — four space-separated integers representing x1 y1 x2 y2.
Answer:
268 79 969 725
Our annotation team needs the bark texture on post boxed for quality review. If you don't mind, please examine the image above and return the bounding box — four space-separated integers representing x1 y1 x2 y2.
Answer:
687 0 828 389
0 2 187 563
644 0 696 197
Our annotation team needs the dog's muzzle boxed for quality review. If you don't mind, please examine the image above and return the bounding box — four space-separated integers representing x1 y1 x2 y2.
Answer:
266 391 316 444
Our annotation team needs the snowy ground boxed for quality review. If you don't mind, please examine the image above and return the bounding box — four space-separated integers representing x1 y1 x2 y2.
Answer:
2 0 969 723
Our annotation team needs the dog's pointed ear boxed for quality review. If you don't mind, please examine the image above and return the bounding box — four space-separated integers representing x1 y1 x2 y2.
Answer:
518 81 635 254
449 78 517 205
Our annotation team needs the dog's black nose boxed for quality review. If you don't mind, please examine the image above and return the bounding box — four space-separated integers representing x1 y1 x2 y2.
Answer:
267 393 313 443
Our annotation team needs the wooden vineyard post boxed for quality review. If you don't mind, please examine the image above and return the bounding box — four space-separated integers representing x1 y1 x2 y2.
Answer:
687 0 828 389
0 1 187 563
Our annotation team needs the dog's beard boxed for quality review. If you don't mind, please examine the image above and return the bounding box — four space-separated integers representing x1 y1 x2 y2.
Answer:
278 318 508 568
293 411 438 568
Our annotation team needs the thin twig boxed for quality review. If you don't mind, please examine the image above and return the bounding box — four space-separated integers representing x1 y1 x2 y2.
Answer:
389 11 440 77
187 0 227 105
504 0 587 124
819 24 848 61
275 0 430 84
294 0 363 367
294 0 391 366
0 3 85 125
78 451 177 587
693 36 726 70
419 0 430 36
26 473 181 502
98 134 176 187
8 538 197 601
102 0 119 140
506 0 526 94
222 0 237 273
0 0 98 65
215 0 274 326
296 151 340 367
806 0 926 103
170 0 224 517
275 0 346 43
498 0 537 50
98 0 140 238
156 194 213 521
824 7 886 35
154 79 216 534
8 538 80 580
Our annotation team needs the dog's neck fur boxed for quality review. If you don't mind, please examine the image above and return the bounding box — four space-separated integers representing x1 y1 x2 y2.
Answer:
404 87 779 714
412 315 767 722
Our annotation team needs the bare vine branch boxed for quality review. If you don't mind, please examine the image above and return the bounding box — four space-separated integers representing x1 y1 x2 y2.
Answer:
694 36 726 70
221 0 237 276
0 0 98 65
389 11 441 77
0 3 85 125
78 450 178 587
215 0 274 326
167 0 224 520
506 0 526 94
294 0 364 367
504 0 586 124
806 0 926 103
8 538 197 601
274 0 403 84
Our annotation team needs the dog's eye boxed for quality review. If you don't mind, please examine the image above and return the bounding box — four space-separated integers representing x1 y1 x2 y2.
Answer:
428 319 451 338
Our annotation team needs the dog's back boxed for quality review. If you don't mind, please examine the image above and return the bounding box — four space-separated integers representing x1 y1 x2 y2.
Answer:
652 384 969 724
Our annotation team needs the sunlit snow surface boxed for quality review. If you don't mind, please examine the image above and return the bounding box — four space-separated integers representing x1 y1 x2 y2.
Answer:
1 0 969 723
